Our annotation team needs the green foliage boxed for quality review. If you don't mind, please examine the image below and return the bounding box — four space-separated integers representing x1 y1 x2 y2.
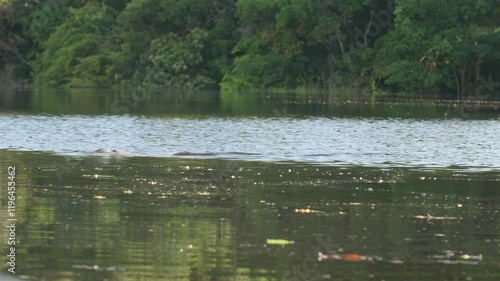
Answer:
221 0 386 91
135 28 215 89
0 0 36 84
222 52 288 91
373 0 500 98
105 0 238 89
203 14 240 84
3 0 499 99
222 0 307 91
27 0 71 46
35 2 115 87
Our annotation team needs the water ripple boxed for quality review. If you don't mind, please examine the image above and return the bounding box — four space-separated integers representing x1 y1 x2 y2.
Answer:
2 115 499 170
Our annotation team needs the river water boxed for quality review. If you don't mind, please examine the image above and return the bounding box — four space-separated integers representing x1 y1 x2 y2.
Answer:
0 88 499 280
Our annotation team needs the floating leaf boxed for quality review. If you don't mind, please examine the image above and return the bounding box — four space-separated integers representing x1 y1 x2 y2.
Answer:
266 239 295 245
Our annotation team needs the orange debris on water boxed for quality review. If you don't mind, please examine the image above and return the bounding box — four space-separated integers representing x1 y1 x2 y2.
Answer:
341 253 371 262
318 252 373 262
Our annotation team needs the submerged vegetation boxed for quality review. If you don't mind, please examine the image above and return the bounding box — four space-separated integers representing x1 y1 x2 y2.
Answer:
1 0 499 99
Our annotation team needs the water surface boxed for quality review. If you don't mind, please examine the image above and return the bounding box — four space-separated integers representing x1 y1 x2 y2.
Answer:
0 89 499 280
1 88 499 170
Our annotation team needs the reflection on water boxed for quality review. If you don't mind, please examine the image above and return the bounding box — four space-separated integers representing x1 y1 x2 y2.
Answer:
0 151 499 280
1 89 499 280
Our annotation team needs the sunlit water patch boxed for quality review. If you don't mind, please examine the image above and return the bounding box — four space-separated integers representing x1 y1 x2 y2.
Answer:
1 115 499 171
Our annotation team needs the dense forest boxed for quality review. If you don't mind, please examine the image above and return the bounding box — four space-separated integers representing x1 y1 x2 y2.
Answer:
1 0 499 99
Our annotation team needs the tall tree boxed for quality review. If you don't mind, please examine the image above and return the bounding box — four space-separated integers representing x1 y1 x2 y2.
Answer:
35 2 115 86
221 0 390 91
373 0 500 99
104 0 238 89
0 0 36 84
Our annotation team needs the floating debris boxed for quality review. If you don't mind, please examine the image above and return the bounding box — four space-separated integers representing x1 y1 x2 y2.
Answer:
435 259 480 265
82 174 114 179
413 213 458 221
72 264 100 270
432 253 454 260
318 252 372 262
318 249 482 264
266 239 295 245
294 208 323 214
459 254 483 261
123 190 133 194
93 195 106 200
431 251 483 264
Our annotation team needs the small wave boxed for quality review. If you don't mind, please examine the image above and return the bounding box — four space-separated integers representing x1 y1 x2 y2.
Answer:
173 151 261 157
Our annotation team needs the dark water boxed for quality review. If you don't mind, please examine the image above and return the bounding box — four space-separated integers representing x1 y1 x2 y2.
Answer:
0 89 499 280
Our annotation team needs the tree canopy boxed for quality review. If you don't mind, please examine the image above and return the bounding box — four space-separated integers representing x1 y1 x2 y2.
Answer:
1 0 499 99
